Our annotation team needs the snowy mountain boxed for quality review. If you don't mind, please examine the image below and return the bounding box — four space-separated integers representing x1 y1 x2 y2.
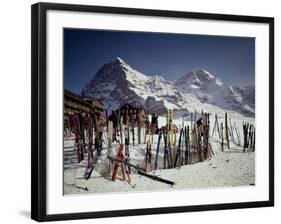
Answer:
174 69 255 116
81 57 186 114
81 57 255 117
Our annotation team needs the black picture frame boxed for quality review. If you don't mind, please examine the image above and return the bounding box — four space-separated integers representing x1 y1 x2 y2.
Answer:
31 2 274 222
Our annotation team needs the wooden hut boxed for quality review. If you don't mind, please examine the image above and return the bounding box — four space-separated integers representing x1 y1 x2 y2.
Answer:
115 103 147 126
64 89 104 117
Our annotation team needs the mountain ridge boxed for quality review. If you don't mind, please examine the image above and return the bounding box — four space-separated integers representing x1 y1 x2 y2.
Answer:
81 57 255 117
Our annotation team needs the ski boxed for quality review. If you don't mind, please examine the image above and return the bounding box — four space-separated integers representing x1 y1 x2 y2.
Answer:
163 130 168 169
212 114 218 138
125 117 131 174
181 125 185 166
190 125 196 164
137 170 175 186
108 156 174 185
86 113 93 163
137 116 141 145
243 122 250 152
111 144 126 181
73 112 84 163
84 143 103 180
174 127 183 167
64 183 89 191
154 131 162 170
146 141 152 172
167 143 173 168
203 112 209 160
185 125 190 165
225 113 230 149
220 122 224 152
132 117 135 146
108 156 146 172
107 120 113 176
84 109 103 180
196 124 203 162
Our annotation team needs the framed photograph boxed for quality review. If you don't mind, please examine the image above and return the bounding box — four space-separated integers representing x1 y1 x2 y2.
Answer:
31 2 274 222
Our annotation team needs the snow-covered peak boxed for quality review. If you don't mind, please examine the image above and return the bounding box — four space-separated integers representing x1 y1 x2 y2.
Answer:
105 57 130 72
116 56 125 64
108 56 127 66
192 69 215 80
178 69 217 84
176 68 224 89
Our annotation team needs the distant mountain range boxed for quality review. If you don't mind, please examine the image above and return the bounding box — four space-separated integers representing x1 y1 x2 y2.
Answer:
81 57 255 117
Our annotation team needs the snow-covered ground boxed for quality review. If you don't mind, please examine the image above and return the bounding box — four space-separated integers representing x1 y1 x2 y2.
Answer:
64 114 255 195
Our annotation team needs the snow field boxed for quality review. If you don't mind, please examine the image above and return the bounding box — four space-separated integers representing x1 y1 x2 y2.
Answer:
64 113 255 194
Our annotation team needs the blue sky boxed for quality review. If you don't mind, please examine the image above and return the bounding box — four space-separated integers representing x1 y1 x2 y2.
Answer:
64 28 255 94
